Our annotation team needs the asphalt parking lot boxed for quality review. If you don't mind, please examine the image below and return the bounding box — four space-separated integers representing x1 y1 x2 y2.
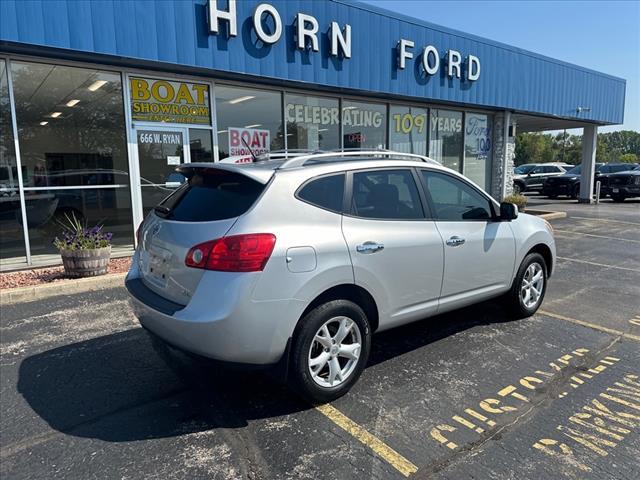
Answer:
1 199 639 480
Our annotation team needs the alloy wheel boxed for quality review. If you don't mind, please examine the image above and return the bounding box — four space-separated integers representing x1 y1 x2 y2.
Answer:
308 316 362 388
520 262 544 309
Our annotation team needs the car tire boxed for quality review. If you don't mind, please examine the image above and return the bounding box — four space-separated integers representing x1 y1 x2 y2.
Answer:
505 253 548 319
513 183 523 195
290 300 371 404
611 194 626 202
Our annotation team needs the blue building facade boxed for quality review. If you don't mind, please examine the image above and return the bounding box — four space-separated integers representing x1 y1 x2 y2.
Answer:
0 0 627 268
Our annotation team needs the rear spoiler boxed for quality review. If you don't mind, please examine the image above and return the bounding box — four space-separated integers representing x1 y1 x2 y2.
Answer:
176 162 274 185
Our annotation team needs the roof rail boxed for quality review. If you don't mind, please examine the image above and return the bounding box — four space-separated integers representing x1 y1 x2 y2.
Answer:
276 149 440 170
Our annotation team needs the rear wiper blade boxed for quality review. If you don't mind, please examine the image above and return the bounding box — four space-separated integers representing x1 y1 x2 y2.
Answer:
154 205 171 217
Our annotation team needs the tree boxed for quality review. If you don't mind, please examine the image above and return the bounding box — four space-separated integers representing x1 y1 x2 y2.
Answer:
619 153 638 163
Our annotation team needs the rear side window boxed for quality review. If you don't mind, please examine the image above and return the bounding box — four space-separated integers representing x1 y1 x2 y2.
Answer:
297 174 345 212
351 169 423 220
157 169 265 222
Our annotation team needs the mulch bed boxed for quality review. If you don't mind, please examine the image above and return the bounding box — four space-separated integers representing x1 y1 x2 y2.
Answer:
0 257 132 290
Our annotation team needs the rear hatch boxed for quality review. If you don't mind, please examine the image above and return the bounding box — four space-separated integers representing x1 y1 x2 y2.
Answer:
137 165 271 305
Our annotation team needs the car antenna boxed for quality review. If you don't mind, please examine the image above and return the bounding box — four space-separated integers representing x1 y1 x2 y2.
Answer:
241 137 258 163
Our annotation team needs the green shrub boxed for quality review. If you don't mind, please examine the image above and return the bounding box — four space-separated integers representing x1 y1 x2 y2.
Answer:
503 193 528 211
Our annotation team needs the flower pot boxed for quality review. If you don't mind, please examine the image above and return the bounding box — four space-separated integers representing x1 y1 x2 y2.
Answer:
60 246 111 278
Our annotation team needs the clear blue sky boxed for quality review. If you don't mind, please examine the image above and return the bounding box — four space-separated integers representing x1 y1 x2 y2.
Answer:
361 0 640 133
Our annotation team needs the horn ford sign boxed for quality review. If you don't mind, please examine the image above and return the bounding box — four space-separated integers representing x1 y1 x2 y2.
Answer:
228 127 270 160
208 1 481 82
130 77 211 125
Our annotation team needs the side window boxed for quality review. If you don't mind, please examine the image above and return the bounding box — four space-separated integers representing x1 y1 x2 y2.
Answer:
532 166 544 174
421 170 493 221
297 173 345 213
544 166 558 173
351 169 423 220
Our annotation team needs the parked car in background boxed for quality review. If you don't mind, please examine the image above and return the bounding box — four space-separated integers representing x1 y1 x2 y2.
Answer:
513 163 571 194
127 150 556 402
604 165 640 202
542 163 636 199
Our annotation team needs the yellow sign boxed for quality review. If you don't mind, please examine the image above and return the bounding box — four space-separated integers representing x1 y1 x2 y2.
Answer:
130 77 210 125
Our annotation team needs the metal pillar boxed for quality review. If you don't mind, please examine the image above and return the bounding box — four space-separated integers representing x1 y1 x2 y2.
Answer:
579 125 597 204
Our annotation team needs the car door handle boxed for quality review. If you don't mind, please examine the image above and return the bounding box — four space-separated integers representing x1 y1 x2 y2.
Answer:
446 236 466 247
356 242 384 254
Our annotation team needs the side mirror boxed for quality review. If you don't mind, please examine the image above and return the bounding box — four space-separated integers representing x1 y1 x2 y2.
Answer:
500 202 518 221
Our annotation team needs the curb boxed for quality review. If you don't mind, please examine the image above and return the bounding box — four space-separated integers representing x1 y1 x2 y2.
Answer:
526 209 567 221
0 272 126 305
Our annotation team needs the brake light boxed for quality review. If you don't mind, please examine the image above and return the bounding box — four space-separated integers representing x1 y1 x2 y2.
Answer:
185 234 276 272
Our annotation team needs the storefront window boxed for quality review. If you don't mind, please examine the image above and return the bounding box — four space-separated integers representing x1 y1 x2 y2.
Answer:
285 94 340 150
342 100 386 149
389 105 428 155
11 61 132 256
464 113 493 191
189 129 213 163
0 60 27 264
429 109 463 171
215 85 283 160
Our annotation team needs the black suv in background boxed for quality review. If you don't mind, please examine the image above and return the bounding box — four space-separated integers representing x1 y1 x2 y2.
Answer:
542 163 636 199
604 165 640 202
513 163 570 194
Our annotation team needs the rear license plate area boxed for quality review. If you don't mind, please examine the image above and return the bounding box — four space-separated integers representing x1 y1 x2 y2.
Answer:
142 247 172 287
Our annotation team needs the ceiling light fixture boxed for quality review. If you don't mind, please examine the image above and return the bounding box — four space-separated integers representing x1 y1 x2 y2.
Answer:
228 95 255 104
40 121 48 126
88 80 108 91
66 99 80 107
50 112 62 118
217 130 228 134
244 124 261 129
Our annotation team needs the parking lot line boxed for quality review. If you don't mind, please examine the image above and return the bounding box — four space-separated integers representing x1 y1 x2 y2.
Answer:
315 404 419 477
555 256 640 273
568 216 640 227
538 310 640 342
553 229 640 244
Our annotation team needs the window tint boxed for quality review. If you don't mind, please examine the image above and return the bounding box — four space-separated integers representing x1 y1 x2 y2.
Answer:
422 171 493 221
612 164 632 173
297 174 345 212
351 169 423 220
158 169 264 222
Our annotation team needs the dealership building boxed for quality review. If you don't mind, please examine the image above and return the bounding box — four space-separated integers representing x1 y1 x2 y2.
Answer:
0 0 626 269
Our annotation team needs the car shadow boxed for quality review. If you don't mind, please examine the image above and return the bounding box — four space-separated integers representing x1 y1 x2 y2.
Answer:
17 300 512 442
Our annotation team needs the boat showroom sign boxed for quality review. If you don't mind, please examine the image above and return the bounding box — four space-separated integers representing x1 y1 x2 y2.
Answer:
208 1 481 81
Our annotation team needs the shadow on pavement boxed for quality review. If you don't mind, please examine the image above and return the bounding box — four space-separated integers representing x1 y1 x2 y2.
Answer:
17 300 512 442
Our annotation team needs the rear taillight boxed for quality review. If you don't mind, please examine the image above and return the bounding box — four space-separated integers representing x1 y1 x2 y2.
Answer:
185 234 276 272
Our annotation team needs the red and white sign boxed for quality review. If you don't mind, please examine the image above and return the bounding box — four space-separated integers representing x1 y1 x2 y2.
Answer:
228 127 270 162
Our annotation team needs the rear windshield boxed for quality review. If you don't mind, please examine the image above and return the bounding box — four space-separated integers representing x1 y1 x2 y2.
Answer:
156 169 265 222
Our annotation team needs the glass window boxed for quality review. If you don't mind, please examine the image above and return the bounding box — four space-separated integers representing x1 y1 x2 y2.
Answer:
389 105 428 155
24 187 134 256
215 85 283 160
429 109 463 172
297 174 345 213
189 129 213 163
463 113 492 190
285 94 340 150
421 170 493 221
158 169 265 222
0 60 27 264
11 62 129 187
514 164 536 175
351 169 423 220
342 100 386 149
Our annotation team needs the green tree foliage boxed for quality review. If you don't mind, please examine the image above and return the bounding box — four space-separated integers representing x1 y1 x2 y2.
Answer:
515 130 640 166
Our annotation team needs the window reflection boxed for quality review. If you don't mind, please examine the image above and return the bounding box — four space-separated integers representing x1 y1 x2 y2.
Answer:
0 60 27 263
430 109 463 172
215 85 283 160
389 105 428 155
464 114 493 191
11 62 129 188
285 94 340 150
343 100 386 149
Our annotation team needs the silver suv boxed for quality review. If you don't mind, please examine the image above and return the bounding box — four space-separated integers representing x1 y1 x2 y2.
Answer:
127 151 555 402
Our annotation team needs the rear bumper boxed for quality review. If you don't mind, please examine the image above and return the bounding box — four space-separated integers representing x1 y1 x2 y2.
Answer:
126 259 305 365
607 185 640 197
542 183 573 196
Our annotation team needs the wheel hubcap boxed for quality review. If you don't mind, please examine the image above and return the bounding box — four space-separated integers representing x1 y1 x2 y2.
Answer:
520 262 544 309
308 316 362 388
